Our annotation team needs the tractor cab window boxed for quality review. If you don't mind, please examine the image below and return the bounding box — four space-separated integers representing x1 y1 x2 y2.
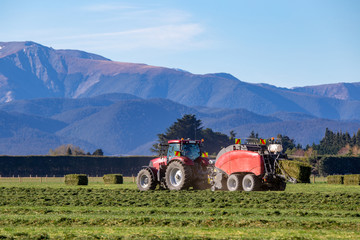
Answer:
182 144 200 161
167 144 180 160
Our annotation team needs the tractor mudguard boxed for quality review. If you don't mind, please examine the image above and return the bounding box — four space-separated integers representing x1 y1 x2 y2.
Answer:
150 157 167 169
170 156 194 166
141 166 158 180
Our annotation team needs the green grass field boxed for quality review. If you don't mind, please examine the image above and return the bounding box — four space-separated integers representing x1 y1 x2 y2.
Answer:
0 177 359 239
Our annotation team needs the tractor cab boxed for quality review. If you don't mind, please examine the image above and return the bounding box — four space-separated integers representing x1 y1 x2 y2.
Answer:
136 138 210 191
166 139 203 162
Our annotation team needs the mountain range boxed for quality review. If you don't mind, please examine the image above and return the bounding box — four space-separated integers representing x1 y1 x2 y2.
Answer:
0 41 359 155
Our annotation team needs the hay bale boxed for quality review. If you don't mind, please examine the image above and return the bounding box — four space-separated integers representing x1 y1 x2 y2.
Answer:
103 174 123 184
279 160 311 183
343 174 360 185
65 174 88 185
327 175 344 184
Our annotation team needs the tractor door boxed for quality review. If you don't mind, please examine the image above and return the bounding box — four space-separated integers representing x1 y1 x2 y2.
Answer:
167 143 180 162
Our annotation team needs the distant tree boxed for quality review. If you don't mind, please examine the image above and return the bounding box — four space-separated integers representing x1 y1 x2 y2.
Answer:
356 129 360 146
151 114 203 153
93 149 104 156
229 130 236 140
202 128 233 155
312 128 360 155
49 144 86 156
151 114 233 155
351 133 357 147
277 134 296 152
248 130 259 139
66 147 72 156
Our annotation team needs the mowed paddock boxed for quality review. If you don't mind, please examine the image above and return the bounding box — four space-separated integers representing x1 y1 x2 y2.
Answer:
0 177 359 239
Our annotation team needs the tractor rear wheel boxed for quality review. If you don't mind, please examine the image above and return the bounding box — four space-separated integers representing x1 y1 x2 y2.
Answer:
242 173 261 192
227 174 243 191
136 168 157 191
165 161 192 190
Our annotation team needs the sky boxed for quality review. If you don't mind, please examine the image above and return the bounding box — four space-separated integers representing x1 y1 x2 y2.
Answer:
1 0 359 88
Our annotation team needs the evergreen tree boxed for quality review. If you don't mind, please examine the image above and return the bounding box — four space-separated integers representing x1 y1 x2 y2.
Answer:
66 147 72 156
249 130 259 139
277 134 296 152
356 129 360 146
202 128 232 155
351 134 356 147
229 130 236 140
151 114 203 153
151 114 233 155
345 132 352 146
315 129 360 155
93 149 104 156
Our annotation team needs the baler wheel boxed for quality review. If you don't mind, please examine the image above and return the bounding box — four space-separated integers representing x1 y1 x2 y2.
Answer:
165 161 192 190
242 173 261 192
227 174 243 191
136 168 157 191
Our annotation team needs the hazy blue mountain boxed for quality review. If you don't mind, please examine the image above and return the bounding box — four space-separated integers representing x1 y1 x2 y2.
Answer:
0 93 139 118
268 112 316 121
195 107 281 132
1 41 360 155
293 82 360 101
0 110 96 155
1 41 360 120
0 110 66 134
0 94 360 155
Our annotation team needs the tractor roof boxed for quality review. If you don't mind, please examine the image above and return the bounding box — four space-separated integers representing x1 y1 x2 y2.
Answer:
168 139 202 144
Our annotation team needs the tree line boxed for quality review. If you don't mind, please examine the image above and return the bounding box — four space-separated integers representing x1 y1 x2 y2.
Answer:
151 114 300 155
49 144 104 156
152 114 360 157
311 128 360 156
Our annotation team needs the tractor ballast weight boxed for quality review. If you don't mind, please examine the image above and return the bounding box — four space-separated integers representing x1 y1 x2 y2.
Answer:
209 138 293 191
136 139 210 191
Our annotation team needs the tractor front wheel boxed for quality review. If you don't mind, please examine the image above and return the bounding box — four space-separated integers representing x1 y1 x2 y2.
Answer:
165 161 192 190
136 168 157 191
242 173 261 192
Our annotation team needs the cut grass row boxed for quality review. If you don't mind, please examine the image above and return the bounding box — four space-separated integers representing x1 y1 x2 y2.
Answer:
0 181 360 239
2 226 358 240
1 187 359 211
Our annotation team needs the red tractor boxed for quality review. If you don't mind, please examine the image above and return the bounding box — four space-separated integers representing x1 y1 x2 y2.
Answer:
209 138 295 191
136 139 210 191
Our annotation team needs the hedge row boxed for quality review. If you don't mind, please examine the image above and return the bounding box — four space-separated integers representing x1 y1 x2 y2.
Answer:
65 174 88 186
278 160 311 183
318 156 360 176
326 174 360 185
0 155 153 177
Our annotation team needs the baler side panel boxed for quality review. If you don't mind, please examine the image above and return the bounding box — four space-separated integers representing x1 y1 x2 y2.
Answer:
215 151 264 176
